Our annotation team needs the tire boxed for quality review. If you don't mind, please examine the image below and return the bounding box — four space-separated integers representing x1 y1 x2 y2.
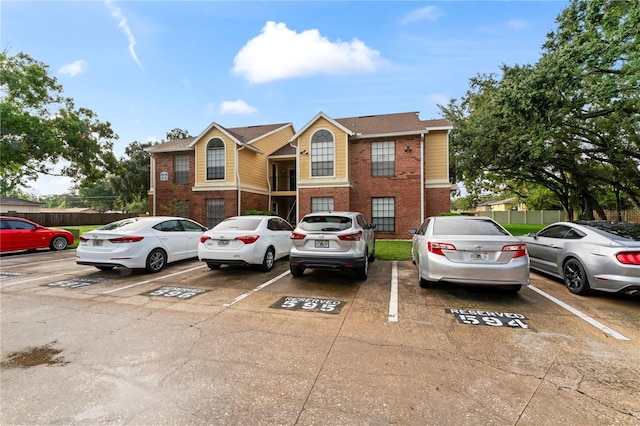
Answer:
96 266 114 271
207 263 221 270
290 264 304 277
50 236 68 251
563 258 591 295
261 247 275 272
145 248 167 273
419 277 432 288
502 285 522 294
355 251 368 280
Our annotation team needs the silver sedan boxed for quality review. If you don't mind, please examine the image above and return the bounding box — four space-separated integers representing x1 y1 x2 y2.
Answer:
518 221 640 296
410 216 530 293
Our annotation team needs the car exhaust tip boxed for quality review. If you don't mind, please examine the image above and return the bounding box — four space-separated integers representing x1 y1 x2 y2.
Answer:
624 289 640 296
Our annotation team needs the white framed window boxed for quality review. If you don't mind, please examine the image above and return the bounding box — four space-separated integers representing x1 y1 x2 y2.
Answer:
372 197 395 232
174 154 190 183
311 197 334 213
311 130 334 177
372 141 395 176
206 199 224 228
206 138 225 180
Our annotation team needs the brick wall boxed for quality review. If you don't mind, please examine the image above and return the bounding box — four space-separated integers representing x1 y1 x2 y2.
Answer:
298 187 351 216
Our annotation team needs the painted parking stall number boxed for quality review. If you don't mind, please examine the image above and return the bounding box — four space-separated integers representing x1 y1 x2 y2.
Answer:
271 296 345 315
144 286 206 299
0 272 23 279
43 278 106 289
446 309 529 329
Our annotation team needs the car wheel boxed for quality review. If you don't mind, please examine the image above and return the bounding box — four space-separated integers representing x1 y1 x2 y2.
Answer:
502 285 522 294
563 258 591 295
368 241 376 263
290 264 304 277
355 251 368 280
145 248 167 273
207 263 221 270
261 247 275 272
419 277 433 288
50 236 68 251
96 266 114 271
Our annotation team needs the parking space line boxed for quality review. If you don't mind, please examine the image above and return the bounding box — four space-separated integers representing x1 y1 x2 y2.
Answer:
102 265 207 294
527 284 630 341
388 261 398 322
223 270 290 307
1 272 72 287
1 256 77 269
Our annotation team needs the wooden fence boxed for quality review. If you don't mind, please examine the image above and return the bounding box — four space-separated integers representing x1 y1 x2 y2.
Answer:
3 212 136 227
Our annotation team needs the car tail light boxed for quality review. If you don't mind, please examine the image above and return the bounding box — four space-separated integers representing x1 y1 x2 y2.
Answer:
79 236 89 242
290 231 306 240
502 243 528 258
428 242 456 256
236 235 260 244
616 252 640 265
200 235 211 243
338 231 362 241
108 236 144 243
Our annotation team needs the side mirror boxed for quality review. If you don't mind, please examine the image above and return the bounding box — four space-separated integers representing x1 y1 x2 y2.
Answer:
370 223 376 230
408 228 417 234
527 232 537 237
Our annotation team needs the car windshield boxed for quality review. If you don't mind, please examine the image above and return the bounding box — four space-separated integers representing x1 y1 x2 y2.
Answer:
214 217 262 231
99 218 149 231
434 218 510 236
299 216 352 232
578 221 640 241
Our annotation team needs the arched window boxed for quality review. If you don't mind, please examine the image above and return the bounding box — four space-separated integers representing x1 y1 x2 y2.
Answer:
311 130 334 177
206 138 225 180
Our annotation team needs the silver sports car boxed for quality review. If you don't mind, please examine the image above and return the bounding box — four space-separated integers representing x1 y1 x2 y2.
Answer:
518 221 640 295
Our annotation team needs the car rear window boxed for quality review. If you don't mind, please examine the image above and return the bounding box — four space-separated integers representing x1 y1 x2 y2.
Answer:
434 219 510 236
214 217 262 231
580 221 640 241
299 216 352 232
99 218 149 231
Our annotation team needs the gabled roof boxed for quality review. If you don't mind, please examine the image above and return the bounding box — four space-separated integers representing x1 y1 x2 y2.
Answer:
269 143 296 157
289 111 452 142
336 112 452 137
145 123 293 154
0 196 42 206
145 137 196 153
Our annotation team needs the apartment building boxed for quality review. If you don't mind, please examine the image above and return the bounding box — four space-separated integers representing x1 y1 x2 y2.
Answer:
146 111 454 239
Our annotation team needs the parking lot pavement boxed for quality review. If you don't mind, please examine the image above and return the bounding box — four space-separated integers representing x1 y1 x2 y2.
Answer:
1 251 639 425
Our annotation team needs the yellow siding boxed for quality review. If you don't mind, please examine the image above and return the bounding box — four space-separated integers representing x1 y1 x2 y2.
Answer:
297 117 348 182
240 126 295 189
424 130 449 181
194 128 236 185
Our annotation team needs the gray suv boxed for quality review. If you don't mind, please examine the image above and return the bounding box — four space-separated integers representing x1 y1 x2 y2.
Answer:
289 211 376 280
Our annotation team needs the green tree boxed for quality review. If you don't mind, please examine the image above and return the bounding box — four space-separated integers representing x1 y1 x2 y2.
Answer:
165 128 192 140
0 52 118 195
78 178 116 212
109 141 152 212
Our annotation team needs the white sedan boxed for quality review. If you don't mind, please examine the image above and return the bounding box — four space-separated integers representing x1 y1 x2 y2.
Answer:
198 215 293 272
76 216 207 273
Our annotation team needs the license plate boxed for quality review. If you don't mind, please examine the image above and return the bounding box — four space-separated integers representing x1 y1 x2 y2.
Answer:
470 251 488 261
314 240 329 248
92 240 103 247
217 240 229 247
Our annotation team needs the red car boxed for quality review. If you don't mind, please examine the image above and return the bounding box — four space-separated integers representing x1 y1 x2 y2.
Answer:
0 216 75 253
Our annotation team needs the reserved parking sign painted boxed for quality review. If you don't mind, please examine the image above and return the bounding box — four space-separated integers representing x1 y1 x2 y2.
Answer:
270 296 345 314
446 308 529 329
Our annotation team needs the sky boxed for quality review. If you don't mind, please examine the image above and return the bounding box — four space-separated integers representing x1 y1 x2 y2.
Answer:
2 0 569 196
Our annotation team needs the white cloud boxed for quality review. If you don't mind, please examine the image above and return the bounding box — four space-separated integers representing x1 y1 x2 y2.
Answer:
105 0 143 69
505 19 528 30
401 6 444 24
426 93 450 108
58 60 89 77
233 21 383 84
219 100 258 115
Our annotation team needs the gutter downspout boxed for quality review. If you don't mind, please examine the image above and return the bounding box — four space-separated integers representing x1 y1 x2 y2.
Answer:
236 145 245 216
420 133 425 224
151 155 157 216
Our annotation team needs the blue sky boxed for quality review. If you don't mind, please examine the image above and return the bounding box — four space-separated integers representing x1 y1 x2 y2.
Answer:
2 0 568 196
